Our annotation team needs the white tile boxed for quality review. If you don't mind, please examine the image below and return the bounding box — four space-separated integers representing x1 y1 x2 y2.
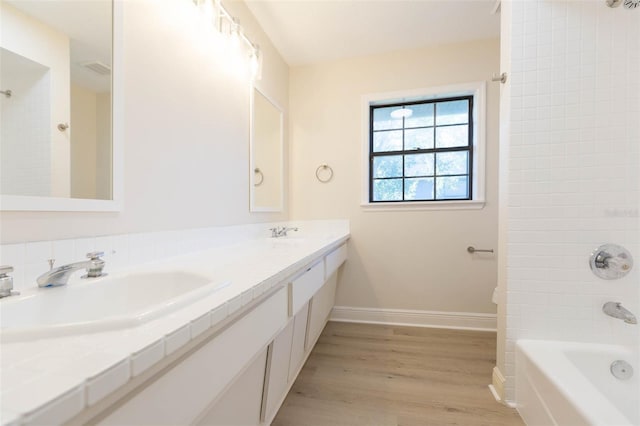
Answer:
22 384 85 426
190 313 211 339
94 236 114 260
24 241 52 265
164 325 190 356
56 350 129 380
131 340 164 377
86 359 130 406
73 237 97 261
109 234 130 272
0 244 25 268
52 239 76 266
24 264 44 290
227 295 242 315
0 368 39 394
210 303 228 328
1 372 83 418
128 233 157 265
0 409 20 426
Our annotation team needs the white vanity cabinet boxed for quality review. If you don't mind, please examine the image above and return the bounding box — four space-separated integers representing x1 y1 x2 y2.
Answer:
288 301 310 383
98 287 288 425
196 348 269 426
262 242 347 425
84 242 347 426
261 320 294 422
306 273 338 351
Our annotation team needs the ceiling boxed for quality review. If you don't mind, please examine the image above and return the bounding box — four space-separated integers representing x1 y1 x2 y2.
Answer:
5 0 111 92
244 0 501 66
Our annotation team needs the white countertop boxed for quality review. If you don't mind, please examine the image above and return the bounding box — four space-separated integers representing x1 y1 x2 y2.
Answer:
0 221 349 425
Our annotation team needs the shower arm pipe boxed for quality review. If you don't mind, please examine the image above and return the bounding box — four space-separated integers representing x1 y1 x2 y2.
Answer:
0 90 12 98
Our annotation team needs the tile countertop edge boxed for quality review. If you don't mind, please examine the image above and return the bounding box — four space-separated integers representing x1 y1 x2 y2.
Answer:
0 231 350 425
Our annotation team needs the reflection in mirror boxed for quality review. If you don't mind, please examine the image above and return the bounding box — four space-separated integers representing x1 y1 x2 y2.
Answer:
0 0 112 202
251 87 283 212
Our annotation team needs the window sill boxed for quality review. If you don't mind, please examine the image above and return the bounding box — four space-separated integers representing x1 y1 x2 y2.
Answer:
360 200 485 212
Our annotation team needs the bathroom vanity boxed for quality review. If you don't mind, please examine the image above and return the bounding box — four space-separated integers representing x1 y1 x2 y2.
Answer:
0 221 349 426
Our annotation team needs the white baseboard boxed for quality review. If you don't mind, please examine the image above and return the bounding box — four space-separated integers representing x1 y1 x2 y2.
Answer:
330 306 497 331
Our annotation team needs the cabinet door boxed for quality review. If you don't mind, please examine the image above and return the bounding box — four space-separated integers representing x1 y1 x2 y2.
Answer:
195 349 268 426
288 301 310 382
262 319 294 423
99 287 288 425
306 273 337 351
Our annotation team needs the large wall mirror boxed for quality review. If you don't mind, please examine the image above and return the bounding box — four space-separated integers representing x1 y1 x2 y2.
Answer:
250 87 283 212
0 0 122 211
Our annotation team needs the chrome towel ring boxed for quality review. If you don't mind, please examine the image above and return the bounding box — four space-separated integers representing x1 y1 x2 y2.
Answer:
254 168 264 186
316 164 333 183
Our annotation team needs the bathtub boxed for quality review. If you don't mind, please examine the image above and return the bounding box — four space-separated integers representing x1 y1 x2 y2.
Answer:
516 340 638 426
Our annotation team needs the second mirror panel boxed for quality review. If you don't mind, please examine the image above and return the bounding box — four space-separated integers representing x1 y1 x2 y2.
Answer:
251 88 283 212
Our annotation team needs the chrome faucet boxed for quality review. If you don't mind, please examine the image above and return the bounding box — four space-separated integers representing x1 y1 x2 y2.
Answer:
603 302 637 324
269 226 299 238
36 251 107 287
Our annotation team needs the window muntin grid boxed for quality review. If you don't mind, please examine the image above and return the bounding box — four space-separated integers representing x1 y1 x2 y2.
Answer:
369 96 473 203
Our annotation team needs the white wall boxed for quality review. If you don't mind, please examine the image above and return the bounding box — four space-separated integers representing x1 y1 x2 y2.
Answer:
500 0 640 401
0 0 289 244
289 39 501 315
0 2 70 197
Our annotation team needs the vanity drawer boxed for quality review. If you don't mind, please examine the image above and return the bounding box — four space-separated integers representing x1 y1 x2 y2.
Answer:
99 287 288 425
324 243 347 279
289 261 324 316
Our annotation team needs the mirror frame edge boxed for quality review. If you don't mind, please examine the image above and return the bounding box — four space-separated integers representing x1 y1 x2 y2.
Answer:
249 83 284 213
0 0 123 213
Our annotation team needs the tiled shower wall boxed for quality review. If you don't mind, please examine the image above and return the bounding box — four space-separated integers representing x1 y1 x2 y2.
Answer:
0 67 51 196
505 0 640 400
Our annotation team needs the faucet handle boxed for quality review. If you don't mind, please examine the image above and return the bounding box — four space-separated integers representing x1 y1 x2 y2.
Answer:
0 265 14 276
84 251 106 279
87 251 104 260
0 265 17 298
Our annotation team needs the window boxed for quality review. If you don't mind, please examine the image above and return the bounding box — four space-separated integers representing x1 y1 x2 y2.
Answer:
370 96 473 202
362 82 486 210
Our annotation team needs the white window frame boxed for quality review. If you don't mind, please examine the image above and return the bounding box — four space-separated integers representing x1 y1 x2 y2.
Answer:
361 81 487 211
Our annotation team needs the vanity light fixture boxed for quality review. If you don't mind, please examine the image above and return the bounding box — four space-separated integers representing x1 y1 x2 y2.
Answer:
249 45 263 81
390 107 413 119
193 0 262 80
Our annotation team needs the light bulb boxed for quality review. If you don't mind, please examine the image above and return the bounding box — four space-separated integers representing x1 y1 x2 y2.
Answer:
250 47 262 80
390 108 413 119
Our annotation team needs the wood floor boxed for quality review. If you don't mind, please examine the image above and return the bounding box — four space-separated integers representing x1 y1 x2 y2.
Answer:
272 322 524 426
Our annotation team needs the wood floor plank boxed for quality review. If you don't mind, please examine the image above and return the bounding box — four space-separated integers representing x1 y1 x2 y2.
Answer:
272 322 524 426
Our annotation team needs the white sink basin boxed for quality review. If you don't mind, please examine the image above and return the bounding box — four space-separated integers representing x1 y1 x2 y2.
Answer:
0 271 229 342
